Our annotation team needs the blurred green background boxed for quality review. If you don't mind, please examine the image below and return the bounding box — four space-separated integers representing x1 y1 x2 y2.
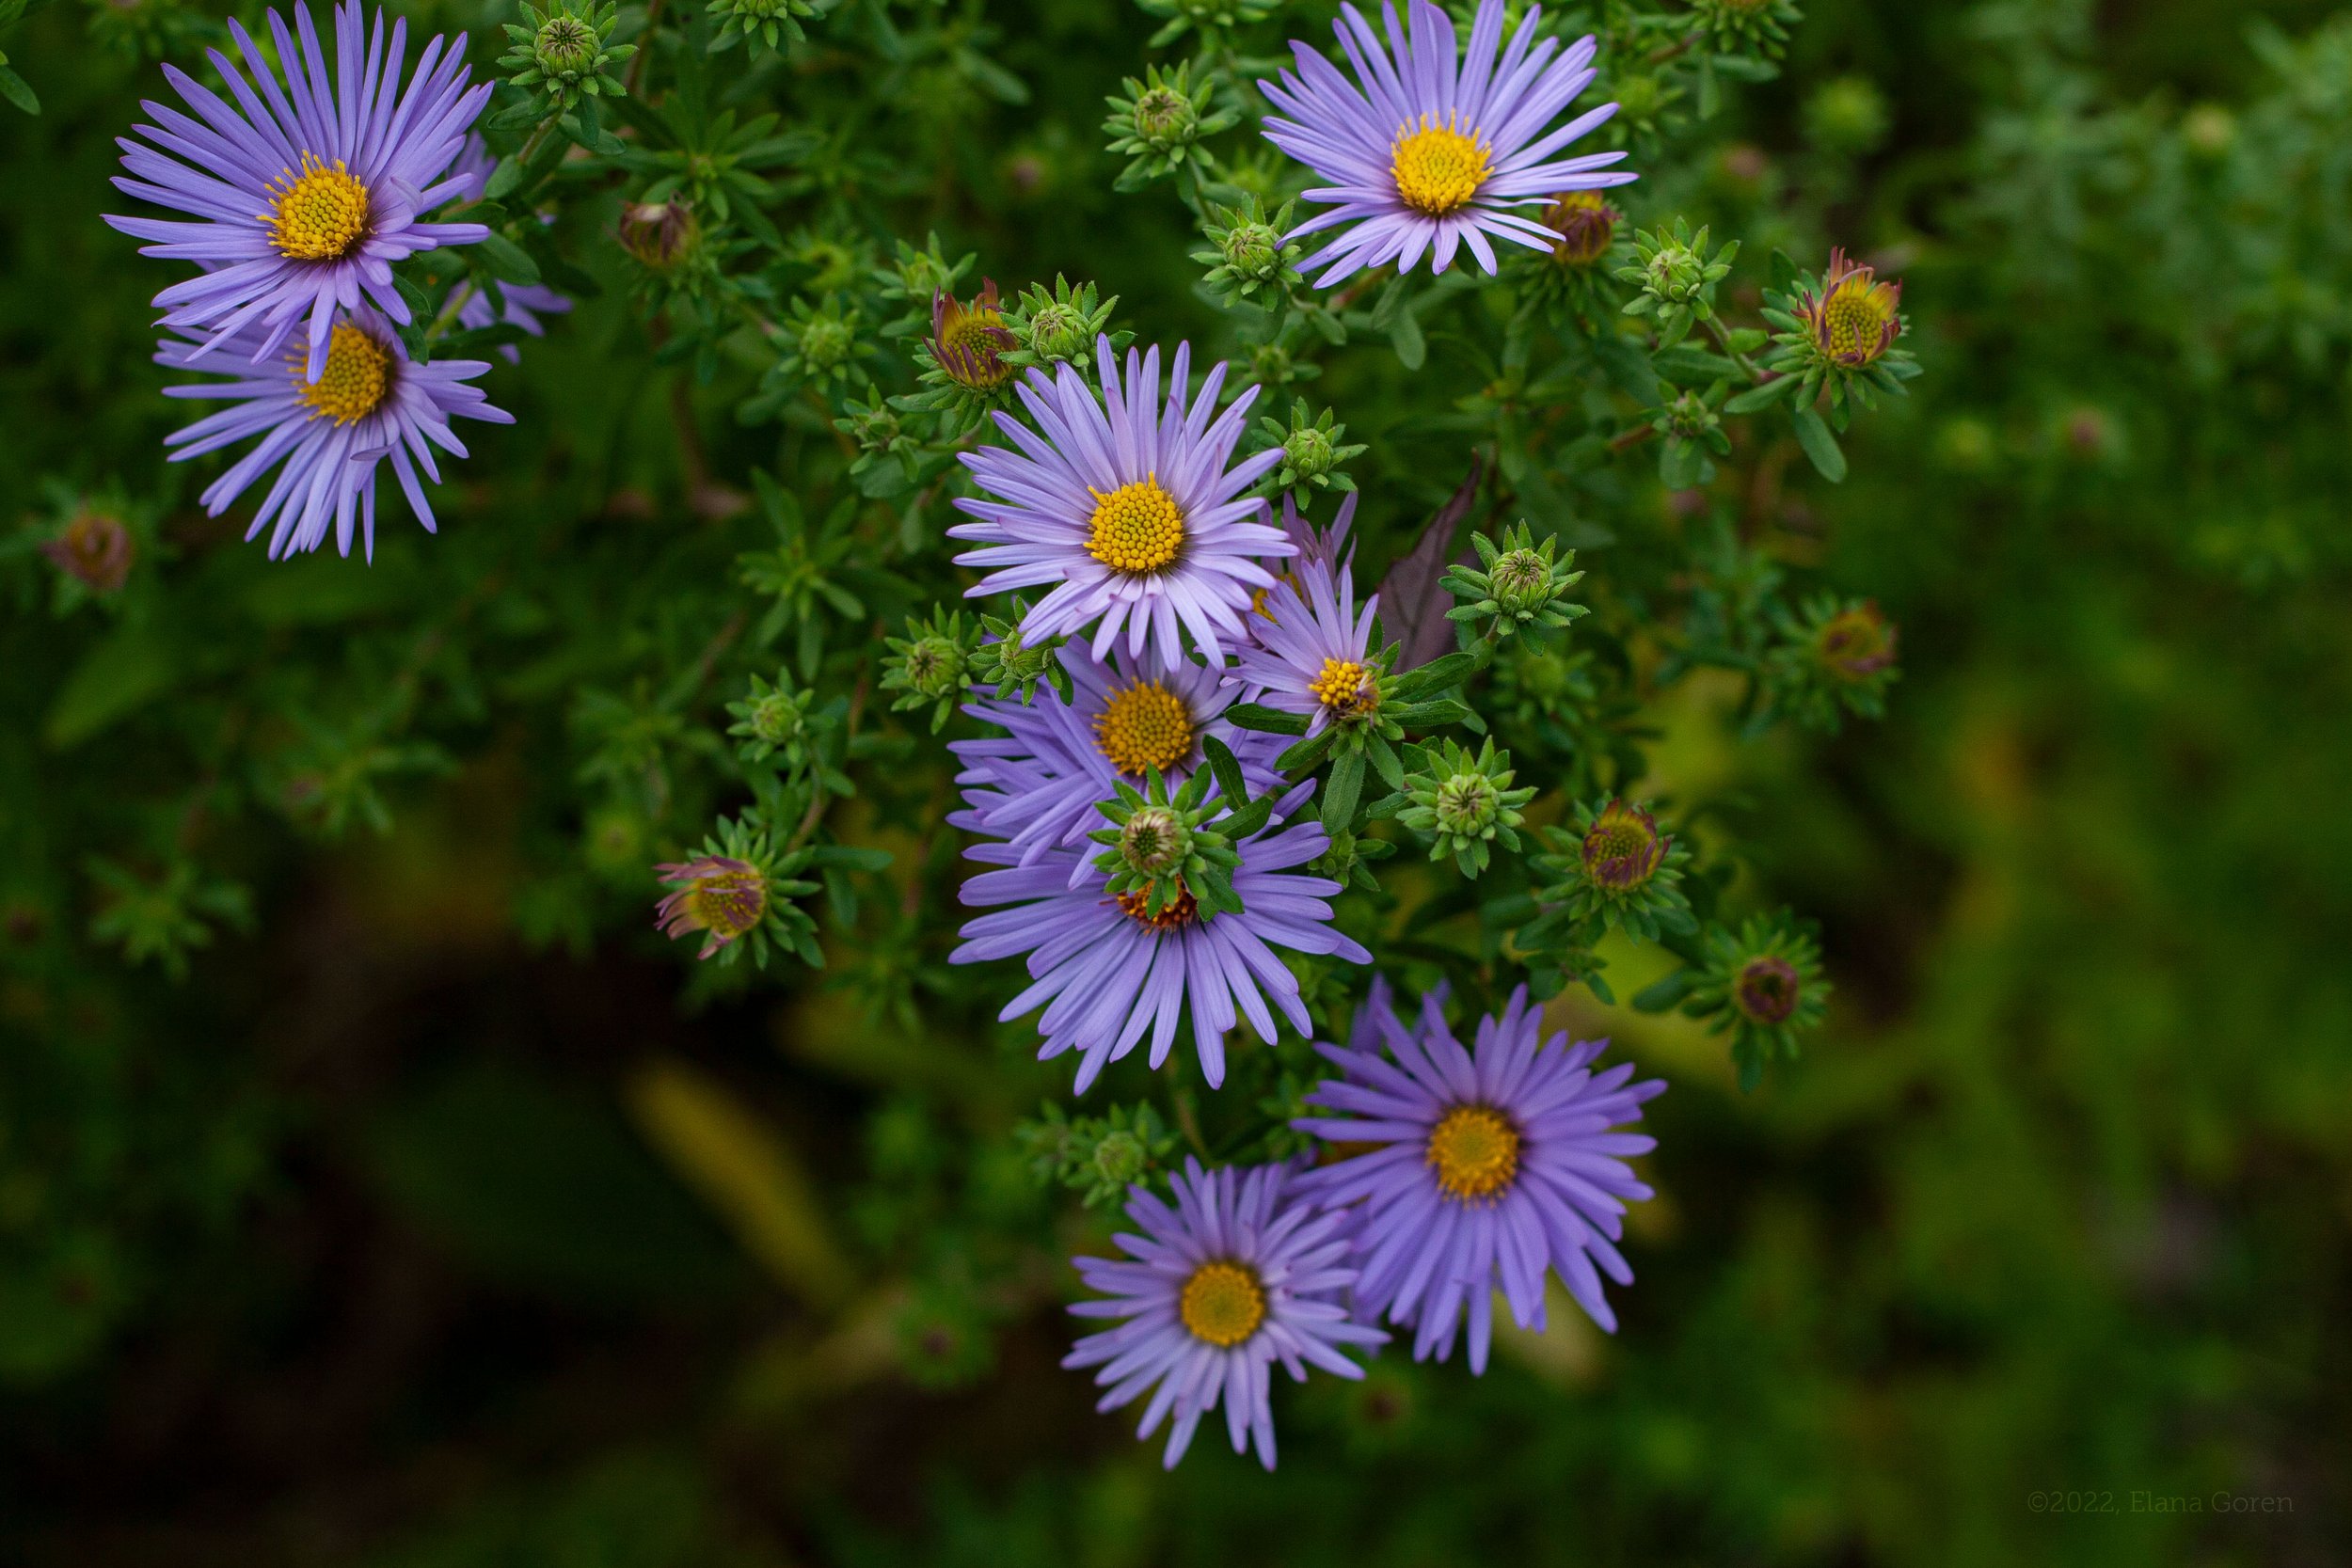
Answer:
3 0 2350 1562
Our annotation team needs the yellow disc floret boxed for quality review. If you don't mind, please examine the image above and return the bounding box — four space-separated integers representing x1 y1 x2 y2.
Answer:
1426 1105 1520 1202
294 324 392 425
1087 476 1185 574
1308 657 1375 719
1094 679 1196 776
1391 114 1491 216
265 154 371 261
1179 1259 1266 1347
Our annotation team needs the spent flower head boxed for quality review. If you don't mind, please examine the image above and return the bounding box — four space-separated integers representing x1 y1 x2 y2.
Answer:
1764 594 1900 733
1758 247 1920 422
1682 911 1829 1090
1527 797 1695 945
1443 524 1588 640
653 814 820 968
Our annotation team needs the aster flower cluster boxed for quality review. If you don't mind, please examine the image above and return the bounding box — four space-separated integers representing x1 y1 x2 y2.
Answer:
53 0 1942 1486
103 0 580 559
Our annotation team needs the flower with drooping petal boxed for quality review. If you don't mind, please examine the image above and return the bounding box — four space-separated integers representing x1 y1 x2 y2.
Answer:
953 812 1368 1092
951 337 1291 670
1231 519 1383 736
1260 0 1634 286
157 306 511 560
951 641 1281 879
106 0 492 382
1295 978 1665 1370
449 136 572 361
1066 1158 1386 1470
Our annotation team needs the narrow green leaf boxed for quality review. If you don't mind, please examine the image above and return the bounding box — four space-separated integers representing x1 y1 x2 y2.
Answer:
476 231 542 285
1790 405 1848 483
1321 751 1365 834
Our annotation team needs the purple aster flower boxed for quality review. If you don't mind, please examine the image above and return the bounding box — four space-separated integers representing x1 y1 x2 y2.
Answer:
1261 0 1634 286
950 642 1280 879
953 818 1369 1092
448 136 572 362
951 338 1292 670
106 0 492 382
1067 1158 1386 1470
1295 979 1665 1370
1230 529 1382 736
158 305 512 560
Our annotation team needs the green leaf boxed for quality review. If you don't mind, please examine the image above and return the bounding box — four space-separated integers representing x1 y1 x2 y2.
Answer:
1724 375 1801 414
1769 248 1801 295
0 61 39 116
1592 332 1661 407
1630 967 1698 1013
1202 736 1248 804
45 618 181 749
1790 405 1849 483
1321 750 1365 834
1227 702 1310 736
476 231 543 285
1389 307 1426 371
1275 726 1341 774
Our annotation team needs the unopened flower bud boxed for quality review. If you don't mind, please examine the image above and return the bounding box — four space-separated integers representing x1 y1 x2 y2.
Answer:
43 511 135 594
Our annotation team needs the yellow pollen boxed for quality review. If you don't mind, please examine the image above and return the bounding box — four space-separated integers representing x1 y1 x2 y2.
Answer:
265 154 370 261
1094 680 1196 776
1391 114 1491 216
1179 1259 1266 1347
294 324 392 424
1822 279 1897 362
1087 476 1184 574
1427 1105 1520 1202
1308 658 1374 716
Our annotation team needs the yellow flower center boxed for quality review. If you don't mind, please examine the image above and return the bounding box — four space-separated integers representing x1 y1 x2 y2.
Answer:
1391 114 1491 216
1308 658 1375 717
1094 679 1196 776
1427 1105 1520 1202
1822 278 1899 363
294 324 392 425
265 154 371 261
1086 477 1184 574
1178 1259 1266 1347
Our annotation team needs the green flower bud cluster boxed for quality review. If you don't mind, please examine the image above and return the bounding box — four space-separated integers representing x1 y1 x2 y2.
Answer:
1691 0 1804 58
1001 276 1126 373
966 606 1075 706
1618 219 1739 349
1088 759 1272 923
1194 198 1305 309
707 0 819 57
1256 400 1368 493
1386 737 1536 877
870 232 976 338
834 385 930 498
1135 0 1279 49
1442 524 1588 640
1015 1101 1180 1210
1804 75 1890 156
499 0 632 114
1651 385 1732 487
1102 62 1233 191
752 294 863 409
882 607 980 733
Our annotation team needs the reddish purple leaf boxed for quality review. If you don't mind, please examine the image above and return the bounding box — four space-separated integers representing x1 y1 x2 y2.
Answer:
1375 453 1484 672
